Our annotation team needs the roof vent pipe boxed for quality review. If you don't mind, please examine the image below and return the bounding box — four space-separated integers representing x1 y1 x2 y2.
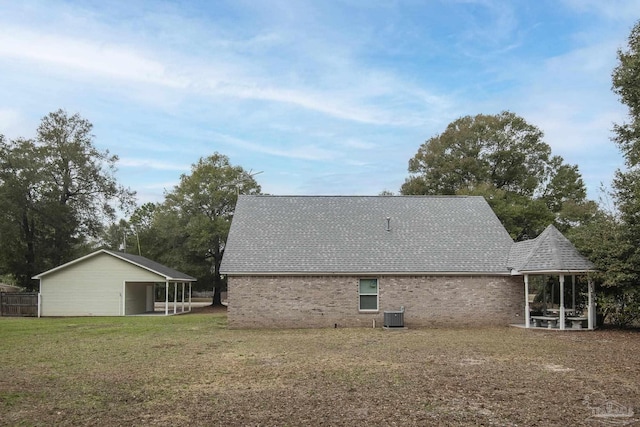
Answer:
386 217 391 232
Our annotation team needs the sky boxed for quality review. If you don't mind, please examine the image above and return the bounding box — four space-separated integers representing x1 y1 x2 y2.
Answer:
1 0 639 205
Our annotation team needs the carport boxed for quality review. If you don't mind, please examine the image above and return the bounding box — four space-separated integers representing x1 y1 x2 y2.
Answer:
34 249 196 317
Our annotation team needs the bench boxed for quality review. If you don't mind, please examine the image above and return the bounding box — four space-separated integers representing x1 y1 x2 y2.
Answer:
530 316 558 328
566 317 588 329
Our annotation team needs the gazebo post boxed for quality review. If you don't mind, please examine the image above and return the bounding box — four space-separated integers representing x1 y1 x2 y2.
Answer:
588 279 595 330
571 275 576 312
173 282 178 314
559 274 565 330
524 274 531 328
165 281 169 315
181 282 185 313
543 279 547 315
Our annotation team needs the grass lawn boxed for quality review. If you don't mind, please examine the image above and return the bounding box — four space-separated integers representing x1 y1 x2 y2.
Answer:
1 308 639 426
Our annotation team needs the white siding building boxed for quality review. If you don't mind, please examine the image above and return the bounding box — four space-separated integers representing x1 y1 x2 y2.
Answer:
33 250 196 316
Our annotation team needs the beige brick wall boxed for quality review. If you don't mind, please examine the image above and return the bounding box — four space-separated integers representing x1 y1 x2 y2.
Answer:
228 275 524 328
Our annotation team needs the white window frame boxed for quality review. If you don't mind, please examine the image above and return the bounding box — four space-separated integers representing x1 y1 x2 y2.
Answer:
359 278 379 312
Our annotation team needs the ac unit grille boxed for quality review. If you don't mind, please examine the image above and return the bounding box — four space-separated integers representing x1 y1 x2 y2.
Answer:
383 307 405 328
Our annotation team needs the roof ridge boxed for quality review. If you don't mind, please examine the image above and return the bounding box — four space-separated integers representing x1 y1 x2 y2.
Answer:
547 226 565 270
515 228 548 270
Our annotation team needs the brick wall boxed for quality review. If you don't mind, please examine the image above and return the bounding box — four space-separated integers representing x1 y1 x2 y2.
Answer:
228 275 524 328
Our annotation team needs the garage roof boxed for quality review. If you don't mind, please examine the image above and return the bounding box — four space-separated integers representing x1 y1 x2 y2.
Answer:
33 249 196 281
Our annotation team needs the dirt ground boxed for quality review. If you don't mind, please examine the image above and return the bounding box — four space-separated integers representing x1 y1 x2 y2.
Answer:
1 307 639 426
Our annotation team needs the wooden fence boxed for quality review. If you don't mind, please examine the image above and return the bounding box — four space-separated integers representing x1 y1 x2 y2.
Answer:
0 292 38 317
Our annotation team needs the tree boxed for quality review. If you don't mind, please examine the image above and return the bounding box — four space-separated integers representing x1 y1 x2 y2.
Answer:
401 111 594 239
613 20 640 242
0 137 46 286
592 19 640 325
153 154 261 305
612 21 640 166
0 110 134 289
568 198 640 326
100 203 159 256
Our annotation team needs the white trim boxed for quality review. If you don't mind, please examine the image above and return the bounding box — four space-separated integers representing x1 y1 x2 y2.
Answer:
512 269 594 275
358 278 379 312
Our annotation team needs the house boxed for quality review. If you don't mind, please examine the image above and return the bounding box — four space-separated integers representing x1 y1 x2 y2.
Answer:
33 249 196 316
0 283 22 292
220 195 595 329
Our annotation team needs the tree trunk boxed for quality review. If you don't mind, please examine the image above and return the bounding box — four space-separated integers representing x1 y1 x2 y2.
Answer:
212 283 223 306
210 239 224 306
22 210 37 291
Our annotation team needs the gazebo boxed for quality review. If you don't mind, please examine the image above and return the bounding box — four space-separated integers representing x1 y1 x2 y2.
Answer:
509 225 596 330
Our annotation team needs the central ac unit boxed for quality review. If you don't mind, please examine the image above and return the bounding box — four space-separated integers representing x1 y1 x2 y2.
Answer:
383 306 405 328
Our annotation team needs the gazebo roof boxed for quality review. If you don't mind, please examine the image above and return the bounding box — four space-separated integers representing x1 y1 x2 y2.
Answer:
508 225 595 274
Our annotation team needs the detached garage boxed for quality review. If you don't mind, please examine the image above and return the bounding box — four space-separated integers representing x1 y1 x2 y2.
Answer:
33 249 196 316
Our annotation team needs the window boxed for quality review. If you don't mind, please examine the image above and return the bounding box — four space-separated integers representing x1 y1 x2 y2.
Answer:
359 278 378 311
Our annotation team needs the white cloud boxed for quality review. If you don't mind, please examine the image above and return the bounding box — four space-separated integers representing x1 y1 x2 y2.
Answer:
0 108 30 138
213 132 337 161
341 138 377 150
0 28 188 89
0 22 448 127
119 158 191 171
562 0 640 21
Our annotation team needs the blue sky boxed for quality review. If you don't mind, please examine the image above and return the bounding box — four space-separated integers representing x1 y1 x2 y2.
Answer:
0 1 638 204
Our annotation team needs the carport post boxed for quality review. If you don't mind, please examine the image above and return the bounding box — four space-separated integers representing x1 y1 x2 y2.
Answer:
122 281 126 316
188 282 192 312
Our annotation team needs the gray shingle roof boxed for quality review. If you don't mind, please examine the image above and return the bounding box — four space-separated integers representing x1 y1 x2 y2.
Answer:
221 195 515 274
104 250 197 281
507 225 595 273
